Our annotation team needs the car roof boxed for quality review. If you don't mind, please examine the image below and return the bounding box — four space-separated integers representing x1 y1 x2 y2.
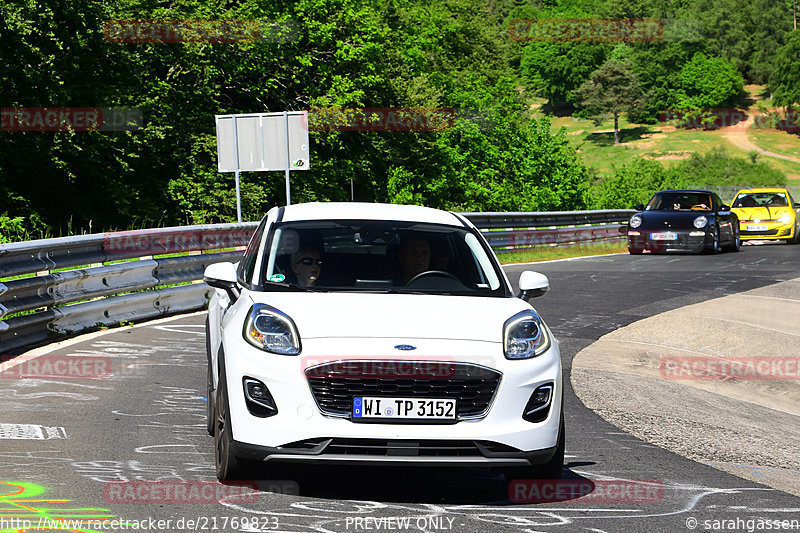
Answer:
278 202 465 226
655 189 714 194
733 188 790 194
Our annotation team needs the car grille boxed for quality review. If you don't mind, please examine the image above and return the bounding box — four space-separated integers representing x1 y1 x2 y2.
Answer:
305 360 501 420
742 229 779 236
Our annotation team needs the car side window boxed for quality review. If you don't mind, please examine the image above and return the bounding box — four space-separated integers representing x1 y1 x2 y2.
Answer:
238 216 269 287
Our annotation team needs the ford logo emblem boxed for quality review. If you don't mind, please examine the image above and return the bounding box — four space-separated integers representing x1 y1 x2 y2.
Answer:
394 344 417 351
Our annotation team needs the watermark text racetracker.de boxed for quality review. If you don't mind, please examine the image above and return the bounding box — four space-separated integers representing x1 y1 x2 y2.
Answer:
1 107 142 132
660 356 800 380
0 355 111 380
0 516 281 531
509 478 663 504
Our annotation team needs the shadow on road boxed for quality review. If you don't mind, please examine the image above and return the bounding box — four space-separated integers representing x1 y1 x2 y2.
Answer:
244 463 596 505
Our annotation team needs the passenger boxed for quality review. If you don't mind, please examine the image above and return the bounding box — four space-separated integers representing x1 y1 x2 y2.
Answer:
769 194 787 206
290 247 323 288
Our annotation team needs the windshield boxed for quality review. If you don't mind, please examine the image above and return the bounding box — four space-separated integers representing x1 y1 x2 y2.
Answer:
646 192 713 211
733 192 788 208
258 220 505 296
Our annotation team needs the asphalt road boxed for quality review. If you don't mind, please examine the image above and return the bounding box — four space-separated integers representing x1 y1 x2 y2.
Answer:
2 243 800 533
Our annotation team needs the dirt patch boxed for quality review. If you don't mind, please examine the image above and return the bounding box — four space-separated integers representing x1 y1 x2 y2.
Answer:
567 129 584 135
650 133 667 139
659 126 677 132
632 141 656 149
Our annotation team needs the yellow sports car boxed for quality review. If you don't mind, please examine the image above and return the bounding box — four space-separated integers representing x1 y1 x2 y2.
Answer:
730 188 800 243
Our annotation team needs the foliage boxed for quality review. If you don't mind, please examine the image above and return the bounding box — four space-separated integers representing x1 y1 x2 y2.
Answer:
387 115 590 211
575 59 642 143
673 53 743 110
671 148 787 188
590 149 787 209
771 30 800 109
589 158 671 209
520 42 608 106
0 0 593 241
1 0 797 242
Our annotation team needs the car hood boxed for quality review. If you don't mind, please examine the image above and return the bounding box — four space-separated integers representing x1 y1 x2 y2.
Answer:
637 210 712 229
732 206 794 222
246 291 534 342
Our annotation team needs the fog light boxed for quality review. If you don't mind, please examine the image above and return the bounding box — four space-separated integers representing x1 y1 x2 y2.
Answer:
243 377 278 418
689 231 705 237
523 383 554 423
628 230 641 236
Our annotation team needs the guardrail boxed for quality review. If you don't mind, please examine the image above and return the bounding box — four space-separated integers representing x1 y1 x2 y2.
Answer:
0 210 632 355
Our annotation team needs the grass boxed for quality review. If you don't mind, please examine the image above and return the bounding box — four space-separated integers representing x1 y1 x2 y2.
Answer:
549 114 800 177
746 128 800 179
496 240 628 264
539 84 800 180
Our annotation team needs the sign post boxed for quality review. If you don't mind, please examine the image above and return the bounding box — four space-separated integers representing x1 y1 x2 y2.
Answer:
214 111 310 221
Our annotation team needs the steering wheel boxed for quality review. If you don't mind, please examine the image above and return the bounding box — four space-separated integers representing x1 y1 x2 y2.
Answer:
406 270 460 285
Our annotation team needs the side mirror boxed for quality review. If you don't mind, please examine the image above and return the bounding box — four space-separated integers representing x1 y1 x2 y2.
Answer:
794 202 800 209
720 204 731 212
517 271 550 301
204 262 240 302
634 204 645 211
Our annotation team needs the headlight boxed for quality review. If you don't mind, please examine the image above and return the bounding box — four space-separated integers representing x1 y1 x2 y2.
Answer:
778 213 792 225
503 310 551 360
629 215 642 229
243 304 301 355
693 216 708 228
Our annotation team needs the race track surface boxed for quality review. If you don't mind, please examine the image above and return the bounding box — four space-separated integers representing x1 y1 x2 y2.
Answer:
2 244 799 533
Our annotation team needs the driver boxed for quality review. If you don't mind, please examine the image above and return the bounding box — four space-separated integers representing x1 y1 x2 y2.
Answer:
397 235 431 283
290 247 323 288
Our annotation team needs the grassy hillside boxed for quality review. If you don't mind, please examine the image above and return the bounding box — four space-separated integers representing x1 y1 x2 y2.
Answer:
534 85 800 182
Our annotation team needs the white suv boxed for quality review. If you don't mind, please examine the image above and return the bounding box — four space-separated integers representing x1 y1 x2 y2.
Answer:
204 202 563 481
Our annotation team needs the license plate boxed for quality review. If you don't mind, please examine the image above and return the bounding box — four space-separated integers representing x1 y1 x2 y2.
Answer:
650 232 677 241
352 397 456 420
746 225 768 231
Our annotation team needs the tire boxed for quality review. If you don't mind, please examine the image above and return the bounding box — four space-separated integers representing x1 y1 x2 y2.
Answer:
214 362 242 481
704 226 720 254
790 221 800 244
723 224 741 252
503 411 565 483
628 247 644 255
205 317 215 436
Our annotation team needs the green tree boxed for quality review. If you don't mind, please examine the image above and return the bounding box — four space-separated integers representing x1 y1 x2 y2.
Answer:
589 158 669 209
669 148 787 187
520 42 608 106
575 59 642 144
771 30 800 108
674 52 743 110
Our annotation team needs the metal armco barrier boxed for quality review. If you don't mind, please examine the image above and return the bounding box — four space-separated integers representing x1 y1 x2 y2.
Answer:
0 210 632 354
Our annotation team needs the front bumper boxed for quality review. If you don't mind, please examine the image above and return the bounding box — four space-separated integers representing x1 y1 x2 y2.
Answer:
230 438 558 467
221 336 563 463
628 229 708 253
739 222 794 240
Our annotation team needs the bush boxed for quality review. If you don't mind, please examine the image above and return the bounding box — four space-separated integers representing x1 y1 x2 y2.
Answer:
590 149 786 209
